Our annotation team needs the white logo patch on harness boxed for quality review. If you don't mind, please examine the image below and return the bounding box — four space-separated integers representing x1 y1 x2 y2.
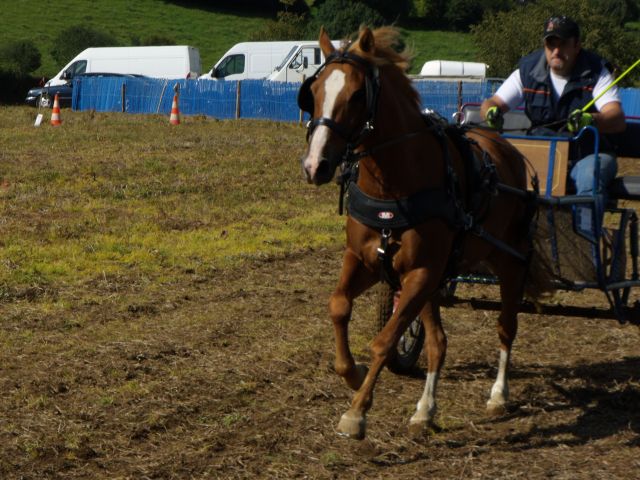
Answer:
378 211 395 220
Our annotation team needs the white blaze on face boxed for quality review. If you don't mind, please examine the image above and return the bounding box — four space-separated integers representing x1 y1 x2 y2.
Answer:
304 69 346 177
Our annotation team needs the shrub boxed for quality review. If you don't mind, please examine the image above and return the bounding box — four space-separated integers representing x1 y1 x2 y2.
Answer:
50 25 118 68
0 40 41 75
306 0 386 39
249 11 307 40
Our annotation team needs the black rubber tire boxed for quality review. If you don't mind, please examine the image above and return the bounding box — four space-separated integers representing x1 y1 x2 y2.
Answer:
376 282 425 374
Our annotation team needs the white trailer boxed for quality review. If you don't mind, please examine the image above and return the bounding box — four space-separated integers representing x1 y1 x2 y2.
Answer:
416 60 488 79
45 45 201 87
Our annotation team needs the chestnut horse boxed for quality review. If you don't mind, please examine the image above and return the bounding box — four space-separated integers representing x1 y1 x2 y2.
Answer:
299 26 549 439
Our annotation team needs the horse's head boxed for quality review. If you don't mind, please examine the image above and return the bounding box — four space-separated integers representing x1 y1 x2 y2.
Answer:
298 27 381 185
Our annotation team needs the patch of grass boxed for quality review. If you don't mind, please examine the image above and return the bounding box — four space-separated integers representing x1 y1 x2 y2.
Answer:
401 28 479 73
0 108 340 292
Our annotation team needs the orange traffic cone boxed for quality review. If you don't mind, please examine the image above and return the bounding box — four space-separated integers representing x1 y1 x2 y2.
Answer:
169 94 180 125
50 93 62 126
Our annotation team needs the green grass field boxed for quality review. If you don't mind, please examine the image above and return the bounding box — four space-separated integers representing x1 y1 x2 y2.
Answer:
4 1 477 78
0 106 340 299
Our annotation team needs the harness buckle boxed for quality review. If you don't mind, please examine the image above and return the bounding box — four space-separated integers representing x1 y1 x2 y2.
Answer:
377 228 392 259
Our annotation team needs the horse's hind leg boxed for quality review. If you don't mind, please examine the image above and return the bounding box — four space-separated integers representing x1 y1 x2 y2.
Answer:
487 259 527 415
409 298 447 437
330 250 377 391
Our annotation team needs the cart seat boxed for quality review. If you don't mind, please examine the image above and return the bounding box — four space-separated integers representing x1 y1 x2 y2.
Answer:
609 176 640 200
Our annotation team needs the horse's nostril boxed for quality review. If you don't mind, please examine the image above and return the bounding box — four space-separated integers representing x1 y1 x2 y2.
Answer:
315 159 333 184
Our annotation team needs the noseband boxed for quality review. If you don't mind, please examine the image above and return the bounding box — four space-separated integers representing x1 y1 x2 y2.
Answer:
297 50 381 148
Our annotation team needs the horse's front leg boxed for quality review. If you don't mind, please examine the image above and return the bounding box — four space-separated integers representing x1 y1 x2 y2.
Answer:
330 249 377 391
337 267 433 439
409 297 447 437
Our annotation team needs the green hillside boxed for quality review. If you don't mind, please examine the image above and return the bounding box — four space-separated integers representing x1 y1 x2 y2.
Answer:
3 1 477 78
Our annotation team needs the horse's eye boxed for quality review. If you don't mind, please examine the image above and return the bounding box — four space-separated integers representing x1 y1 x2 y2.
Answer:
349 89 366 105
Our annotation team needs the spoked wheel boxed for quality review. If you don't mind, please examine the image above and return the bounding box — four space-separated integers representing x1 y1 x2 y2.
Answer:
376 282 425 374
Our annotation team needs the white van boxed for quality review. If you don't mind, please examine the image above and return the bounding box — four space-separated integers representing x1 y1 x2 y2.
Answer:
45 45 201 87
200 41 300 81
200 40 342 82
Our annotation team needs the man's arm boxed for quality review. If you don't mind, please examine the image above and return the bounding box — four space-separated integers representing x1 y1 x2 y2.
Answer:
593 101 626 134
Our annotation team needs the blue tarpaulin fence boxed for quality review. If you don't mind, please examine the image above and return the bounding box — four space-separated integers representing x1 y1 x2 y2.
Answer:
72 76 640 122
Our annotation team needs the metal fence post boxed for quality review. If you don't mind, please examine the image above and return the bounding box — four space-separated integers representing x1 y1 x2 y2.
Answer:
235 81 241 119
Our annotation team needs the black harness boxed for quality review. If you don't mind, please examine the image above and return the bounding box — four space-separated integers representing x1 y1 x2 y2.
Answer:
298 48 533 289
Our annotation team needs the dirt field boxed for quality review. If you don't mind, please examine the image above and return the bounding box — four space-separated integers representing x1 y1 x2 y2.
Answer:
1 244 639 479
1 110 639 479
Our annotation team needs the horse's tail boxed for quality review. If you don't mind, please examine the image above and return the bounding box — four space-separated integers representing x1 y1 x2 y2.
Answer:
523 208 556 305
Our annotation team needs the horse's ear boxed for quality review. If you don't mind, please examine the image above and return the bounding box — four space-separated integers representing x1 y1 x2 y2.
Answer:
359 27 375 53
319 26 335 57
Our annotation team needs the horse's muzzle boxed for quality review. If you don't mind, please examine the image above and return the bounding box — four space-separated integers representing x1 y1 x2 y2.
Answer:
301 154 336 186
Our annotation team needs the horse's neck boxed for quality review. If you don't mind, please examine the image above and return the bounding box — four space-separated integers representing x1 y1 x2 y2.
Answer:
357 107 446 199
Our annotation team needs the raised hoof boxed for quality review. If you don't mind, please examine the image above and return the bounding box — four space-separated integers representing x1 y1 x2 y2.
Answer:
486 401 507 417
337 411 366 440
344 364 368 391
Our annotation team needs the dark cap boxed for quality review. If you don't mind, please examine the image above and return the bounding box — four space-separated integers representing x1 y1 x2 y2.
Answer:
543 16 580 40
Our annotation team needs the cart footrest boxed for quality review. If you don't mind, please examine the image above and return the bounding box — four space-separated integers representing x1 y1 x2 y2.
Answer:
609 176 640 200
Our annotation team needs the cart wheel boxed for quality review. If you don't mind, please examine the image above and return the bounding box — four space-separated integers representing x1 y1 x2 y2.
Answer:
376 282 425 374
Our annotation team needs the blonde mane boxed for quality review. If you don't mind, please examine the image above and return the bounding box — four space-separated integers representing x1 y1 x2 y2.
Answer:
345 26 420 107
347 26 413 71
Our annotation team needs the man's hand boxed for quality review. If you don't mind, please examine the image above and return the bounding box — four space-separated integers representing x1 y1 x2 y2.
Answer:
485 106 504 131
567 109 594 133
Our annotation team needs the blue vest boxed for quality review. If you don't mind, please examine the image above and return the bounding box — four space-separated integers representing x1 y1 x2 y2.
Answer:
518 49 614 156
519 48 606 128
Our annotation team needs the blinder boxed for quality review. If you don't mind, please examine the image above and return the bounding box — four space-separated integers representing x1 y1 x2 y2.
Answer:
297 50 380 144
297 75 316 115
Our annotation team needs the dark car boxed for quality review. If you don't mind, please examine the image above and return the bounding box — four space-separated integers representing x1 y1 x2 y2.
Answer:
25 73 146 108
25 83 72 108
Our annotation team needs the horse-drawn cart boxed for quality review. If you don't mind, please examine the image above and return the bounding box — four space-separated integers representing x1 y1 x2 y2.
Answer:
381 107 640 374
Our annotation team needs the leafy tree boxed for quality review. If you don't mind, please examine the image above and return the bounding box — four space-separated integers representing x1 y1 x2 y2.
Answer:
445 0 517 31
471 0 640 85
364 0 413 21
50 25 119 68
249 11 307 40
0 40 41 75
306 0 386 39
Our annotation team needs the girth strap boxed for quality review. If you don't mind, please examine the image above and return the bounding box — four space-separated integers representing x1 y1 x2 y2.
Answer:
347 181 460 230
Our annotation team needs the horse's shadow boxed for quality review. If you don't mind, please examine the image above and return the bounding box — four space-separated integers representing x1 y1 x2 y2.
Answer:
445 356 640 448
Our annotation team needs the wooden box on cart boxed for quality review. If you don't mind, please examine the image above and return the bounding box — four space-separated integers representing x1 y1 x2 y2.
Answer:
505 137 569 196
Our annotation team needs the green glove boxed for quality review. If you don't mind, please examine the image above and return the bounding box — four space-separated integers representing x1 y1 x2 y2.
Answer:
567 109 594 133
485 106 504 131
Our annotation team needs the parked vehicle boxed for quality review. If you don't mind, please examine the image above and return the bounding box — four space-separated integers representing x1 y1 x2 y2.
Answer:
200 41 300 81
200 40 341 82
266 40 341 82
43 45 200 89
25 73 146 108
